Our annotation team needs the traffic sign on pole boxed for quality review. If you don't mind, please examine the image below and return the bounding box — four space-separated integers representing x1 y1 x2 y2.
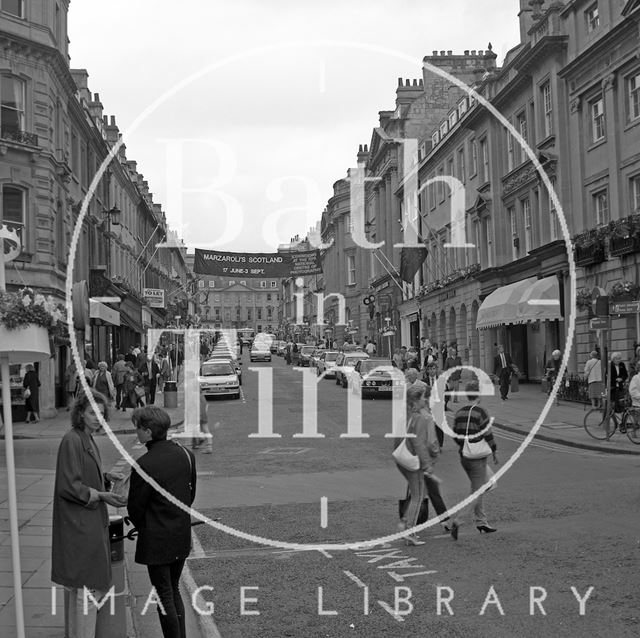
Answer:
589 317 610 331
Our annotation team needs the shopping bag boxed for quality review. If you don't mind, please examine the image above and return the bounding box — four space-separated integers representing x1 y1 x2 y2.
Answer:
510 375 519 393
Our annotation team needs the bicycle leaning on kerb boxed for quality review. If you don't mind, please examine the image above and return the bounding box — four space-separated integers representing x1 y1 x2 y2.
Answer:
583 393 640 444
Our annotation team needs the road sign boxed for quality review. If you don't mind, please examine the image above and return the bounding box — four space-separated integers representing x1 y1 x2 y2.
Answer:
589 317 610 330
610 301 640 314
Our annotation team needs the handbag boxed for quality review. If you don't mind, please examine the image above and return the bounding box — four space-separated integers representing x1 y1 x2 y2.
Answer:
392 439 420 471
398 485 429 524
134 385 146 399
23 387 31 399
462 406 492 460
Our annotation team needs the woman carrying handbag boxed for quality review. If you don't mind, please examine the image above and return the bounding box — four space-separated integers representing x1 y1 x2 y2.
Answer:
452 379 499 537
392 383 434 546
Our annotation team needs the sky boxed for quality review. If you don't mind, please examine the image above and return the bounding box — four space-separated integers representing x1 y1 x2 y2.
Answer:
67 1 520 254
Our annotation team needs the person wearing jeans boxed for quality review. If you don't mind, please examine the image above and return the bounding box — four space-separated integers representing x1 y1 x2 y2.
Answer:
128 406 197 638
453 380 499 534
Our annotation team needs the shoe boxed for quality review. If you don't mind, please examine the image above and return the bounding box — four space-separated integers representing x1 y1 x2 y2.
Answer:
450 522 460 541
404 535 426 546
477 525 497 533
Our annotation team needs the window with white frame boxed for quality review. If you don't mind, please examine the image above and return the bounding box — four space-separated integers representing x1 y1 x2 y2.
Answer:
593 189 608 225
470 139 478 176
1 0 24 18
440 121 449 139
1 185 25 229
270 281 277 288
506 127 514 172
591 97 605 142
448 111 458 129
257 308 262 320
508 206 518 260
631 175 640 213
431 131 440 147
485 218 494 267
628 72 640 122
522 198 532 252
267 293 271 301
517 112 528 163
585 3 599 33
428 172 436 209
458 98 468 118
198 280 204 288
208 280 215 288
347 255 356 285
548 178 559 241
480 138 489 183
260 281 266 288
542 82 553 137
0 75 26 136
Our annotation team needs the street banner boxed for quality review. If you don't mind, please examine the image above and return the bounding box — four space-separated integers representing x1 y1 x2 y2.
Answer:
143 287 165 308
193 248 322 278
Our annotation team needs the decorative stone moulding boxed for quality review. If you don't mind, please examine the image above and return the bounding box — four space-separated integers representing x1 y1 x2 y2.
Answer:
0 324 50 363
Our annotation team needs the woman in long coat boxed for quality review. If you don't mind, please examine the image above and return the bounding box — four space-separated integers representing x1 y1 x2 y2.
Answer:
51 389 126 637
23 364 41 423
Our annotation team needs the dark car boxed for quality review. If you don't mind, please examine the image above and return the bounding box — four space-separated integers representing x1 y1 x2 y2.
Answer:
299 345 316 367
352 359 404 398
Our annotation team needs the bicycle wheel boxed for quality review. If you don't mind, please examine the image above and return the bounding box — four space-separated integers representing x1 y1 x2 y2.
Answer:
624 410 640 445
583 407 613 440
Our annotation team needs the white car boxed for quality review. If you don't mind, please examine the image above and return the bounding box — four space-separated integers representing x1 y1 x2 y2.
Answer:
199 360 241 399
250 335 272 362
206 353 242 384
334 352 370 388
316 351 340 378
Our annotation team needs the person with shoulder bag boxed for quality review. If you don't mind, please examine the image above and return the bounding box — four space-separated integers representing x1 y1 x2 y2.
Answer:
92 361 116 404
392 384 434 546
128 406 196 638
452 379 499 536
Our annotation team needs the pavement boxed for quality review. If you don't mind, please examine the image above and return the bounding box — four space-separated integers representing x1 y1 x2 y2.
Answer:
1 382 639 638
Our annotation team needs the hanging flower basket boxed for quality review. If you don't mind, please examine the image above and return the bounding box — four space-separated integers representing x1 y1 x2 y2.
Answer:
576 287 593 312
0 288 66 362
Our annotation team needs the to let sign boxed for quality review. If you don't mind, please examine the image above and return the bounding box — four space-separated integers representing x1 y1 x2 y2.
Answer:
610 301 640 314
143 288 165 308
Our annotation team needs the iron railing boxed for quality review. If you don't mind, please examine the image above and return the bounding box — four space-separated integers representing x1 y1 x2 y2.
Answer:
555 373 590 404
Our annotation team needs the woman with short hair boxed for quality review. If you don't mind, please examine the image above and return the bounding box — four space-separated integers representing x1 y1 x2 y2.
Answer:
128 406 197 638
22 363 41 423
51 389 126 638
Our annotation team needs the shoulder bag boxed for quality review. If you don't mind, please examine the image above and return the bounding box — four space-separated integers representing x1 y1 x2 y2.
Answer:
462 406 492 460
392 415 420 471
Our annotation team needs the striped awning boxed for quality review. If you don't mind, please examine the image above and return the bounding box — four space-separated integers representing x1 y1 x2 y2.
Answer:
476 277 538 329
477 276 562 329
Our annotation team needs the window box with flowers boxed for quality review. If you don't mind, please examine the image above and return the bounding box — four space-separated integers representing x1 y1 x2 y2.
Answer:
574 230 605 266
608 214 640 257
0 288 67 363
608 281 640 302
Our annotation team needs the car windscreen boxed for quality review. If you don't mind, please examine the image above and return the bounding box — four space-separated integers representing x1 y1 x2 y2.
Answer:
324 353 339 362
359 360 392 373
301 346 315 354
344 356 368 366
201 363 234 376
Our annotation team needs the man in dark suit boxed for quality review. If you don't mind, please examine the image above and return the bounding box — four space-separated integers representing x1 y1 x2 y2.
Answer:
610 352 628 415
138 355 161 405
493 344 513 401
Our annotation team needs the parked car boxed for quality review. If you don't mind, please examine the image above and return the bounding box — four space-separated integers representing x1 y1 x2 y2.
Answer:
351 359 404 398
316 351 340 378
334 352 370 388
299 345 316 367
250 339 272 362
206 353 242 384
199 360 241 399
276 340 287 356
